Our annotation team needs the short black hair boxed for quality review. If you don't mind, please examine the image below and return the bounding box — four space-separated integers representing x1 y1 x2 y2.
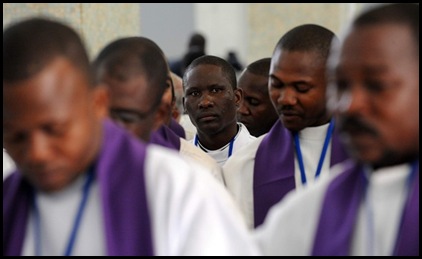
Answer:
275 24 337 62
245 57 271 77
93 36 170 107
3 17 92 86
354 4 418 52
183 55 237 90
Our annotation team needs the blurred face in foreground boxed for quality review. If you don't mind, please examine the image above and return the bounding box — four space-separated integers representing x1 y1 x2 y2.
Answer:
3 57 106 192
328 24 419 167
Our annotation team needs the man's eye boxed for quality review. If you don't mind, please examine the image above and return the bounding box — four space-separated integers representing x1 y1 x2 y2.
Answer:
365 80 385 93
295 83 311 93
248 98 260 106
4 132 27 144
43 124 66 137
110 111 139 124
187 91 199 97
210 88 221 93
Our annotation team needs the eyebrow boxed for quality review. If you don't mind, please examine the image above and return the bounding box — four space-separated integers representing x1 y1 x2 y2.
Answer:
337 64 389 76
269 74 310 85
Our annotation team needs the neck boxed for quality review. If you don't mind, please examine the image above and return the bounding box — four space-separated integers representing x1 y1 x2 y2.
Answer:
197 123 238 150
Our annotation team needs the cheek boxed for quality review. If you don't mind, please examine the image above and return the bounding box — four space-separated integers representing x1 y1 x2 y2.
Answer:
301 95 325 114
378 105 419 151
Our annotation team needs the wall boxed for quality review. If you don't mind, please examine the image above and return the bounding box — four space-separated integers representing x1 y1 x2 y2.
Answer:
140 3 194 61
3 3 141 59
3 3 369 66
246 3 364 64
194 3 247 65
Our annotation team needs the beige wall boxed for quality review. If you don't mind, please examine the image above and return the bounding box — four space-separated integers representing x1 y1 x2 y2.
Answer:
3 3 140 59
3 3 368 64
246 3 365 63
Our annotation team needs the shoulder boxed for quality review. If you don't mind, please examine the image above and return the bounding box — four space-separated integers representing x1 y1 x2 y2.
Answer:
179 138 223 183
223 135 265 182
144 144 225 196
225 134 264 168
254 161 353 255
237 123 257 144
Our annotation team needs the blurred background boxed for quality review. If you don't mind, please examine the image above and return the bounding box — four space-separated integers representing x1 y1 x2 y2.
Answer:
3 3 378 66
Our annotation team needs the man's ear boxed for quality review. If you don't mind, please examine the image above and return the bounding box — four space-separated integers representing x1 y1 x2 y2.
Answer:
152 92 173 131
182 96 187 113
234 88 243 108
91 84 109 120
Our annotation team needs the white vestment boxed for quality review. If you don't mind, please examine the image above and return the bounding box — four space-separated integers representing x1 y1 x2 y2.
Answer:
223 123 333 229
254 162 410 256
20 145 260 256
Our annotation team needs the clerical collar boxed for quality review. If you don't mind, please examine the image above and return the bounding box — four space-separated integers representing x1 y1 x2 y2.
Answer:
196 123 242 153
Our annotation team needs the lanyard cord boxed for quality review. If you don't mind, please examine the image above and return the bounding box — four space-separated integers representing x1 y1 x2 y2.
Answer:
194 134 236 158
32 169 95 256
293 119 335 185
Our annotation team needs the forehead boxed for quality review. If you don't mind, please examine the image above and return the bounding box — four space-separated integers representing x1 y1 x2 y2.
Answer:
105 74 155 109
270 49 325 80
3 57 89 124
339 24 417 70
185 64 229 87
238 71 268 94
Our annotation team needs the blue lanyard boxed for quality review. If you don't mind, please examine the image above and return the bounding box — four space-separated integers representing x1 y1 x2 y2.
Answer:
32 169 95 256
293 119 335 185
194 134 235 157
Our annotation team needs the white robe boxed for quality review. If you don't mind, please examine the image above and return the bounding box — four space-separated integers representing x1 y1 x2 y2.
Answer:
3 149 16 181
192 123 256 167
21 144 260 256
223 123 332 229
179 137 223 183
254 162 410 256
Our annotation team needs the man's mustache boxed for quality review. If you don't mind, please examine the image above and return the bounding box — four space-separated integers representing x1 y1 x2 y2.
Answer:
339 116 378 136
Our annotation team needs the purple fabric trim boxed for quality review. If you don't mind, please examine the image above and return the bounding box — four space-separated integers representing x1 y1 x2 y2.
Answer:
312 159 364 255
313 160 419 256
253 120 349 228
253 121 295 228
3 173 31 256
169 118 186 139
3 119 154 255
393 163 419 256
150 125 181 151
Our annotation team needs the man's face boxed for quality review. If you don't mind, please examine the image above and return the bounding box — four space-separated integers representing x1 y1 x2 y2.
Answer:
237 70 278 137
329 24 419 167
104 74 159 142
269 49 329 132
3 57 105 192
184 64 241 136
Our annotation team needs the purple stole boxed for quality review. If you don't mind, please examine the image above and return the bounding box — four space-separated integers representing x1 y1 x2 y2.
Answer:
312 160 419 256
150 125 181 151
169 118 186 139
253 120 348 228
3 120 154 256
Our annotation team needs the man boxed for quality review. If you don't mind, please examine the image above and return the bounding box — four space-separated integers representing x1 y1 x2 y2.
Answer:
223 24 349 229
254 3 419 256
183 55 256 166
93 37 223 182
3 17 260 256
237 58 278 137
